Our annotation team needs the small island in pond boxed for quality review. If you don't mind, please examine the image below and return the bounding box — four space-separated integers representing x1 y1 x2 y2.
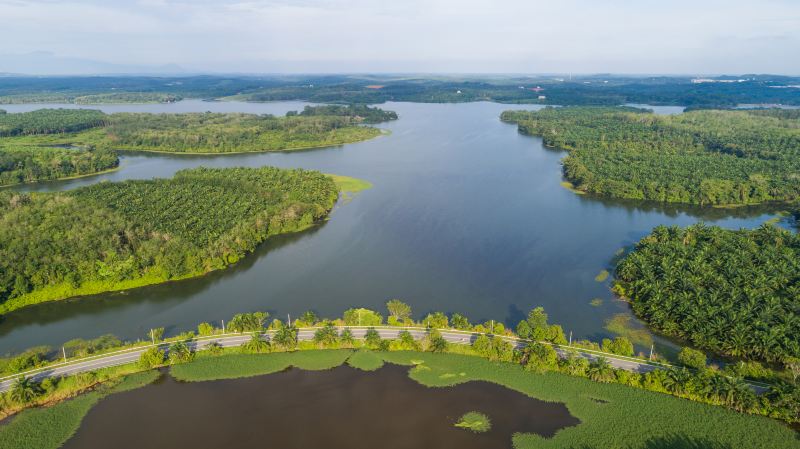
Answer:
0 167 369 314
501 107 800 207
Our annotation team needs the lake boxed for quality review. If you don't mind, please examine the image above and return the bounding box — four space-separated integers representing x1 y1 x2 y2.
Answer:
0 101 782 355
61 364 579 449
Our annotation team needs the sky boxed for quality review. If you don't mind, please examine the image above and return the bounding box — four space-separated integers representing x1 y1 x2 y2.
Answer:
1 0 799 75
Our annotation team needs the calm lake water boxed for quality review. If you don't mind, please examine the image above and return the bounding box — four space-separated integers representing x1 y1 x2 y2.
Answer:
61 364 579 449
0 101 782 355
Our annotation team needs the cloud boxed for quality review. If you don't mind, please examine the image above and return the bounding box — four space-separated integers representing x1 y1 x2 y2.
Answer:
0 0 798 73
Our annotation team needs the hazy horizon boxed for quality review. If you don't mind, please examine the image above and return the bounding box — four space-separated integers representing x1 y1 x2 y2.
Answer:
1 0 799 75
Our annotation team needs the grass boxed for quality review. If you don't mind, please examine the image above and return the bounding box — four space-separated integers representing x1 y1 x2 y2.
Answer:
346 349 385 371
3 350 797 449
0 370 159 449
604 314 654 348
454 411 492 433
373 352 798 449
328 174 373 202
170 349 351 382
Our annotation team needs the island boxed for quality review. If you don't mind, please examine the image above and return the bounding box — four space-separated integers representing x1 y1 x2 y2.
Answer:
501 107 800 206
0 105 395 186
0 167 369 314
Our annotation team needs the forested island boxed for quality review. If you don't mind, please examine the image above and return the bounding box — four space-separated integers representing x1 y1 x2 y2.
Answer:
0 167 363 314
614 223 800 365
2 74 799 108
0 106 394 185
501 107 800 206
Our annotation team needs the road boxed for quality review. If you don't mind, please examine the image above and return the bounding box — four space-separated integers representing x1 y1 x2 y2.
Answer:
0 326 766 393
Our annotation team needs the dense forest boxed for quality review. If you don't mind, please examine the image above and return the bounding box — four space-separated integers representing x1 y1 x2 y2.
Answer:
288 104 398 123
2 75 799 107
0 109 118 185
0 167 339 313
501 107 800 206
615 223 800 365
3 106 392 154
0 146 118 186
0 109 107 136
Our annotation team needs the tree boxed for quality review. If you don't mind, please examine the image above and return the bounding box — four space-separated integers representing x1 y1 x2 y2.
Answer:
340 328 355 348
138 347 165 369
397 330 420 350
228 312 269 333
526 307 551 340
516 320 532 339
523 342 559 373
587 357 615 382
602 337 634 357
560 351 589 376
364 327 382 349
450 313 471 330
168 341 194 364
242 332 270 353
273 323 298 350
313 322 339 347
784 357 800 384
386 299 412 322
342 308 383 326
472 334 492 357
149 327 165 342
678 347 708 370
299 310 319 326
422 312 448 329
197 322 215 336
10 377 38 404
427 329 448 353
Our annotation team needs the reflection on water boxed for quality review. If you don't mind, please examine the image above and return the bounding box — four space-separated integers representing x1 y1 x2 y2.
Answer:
0 101 783 355
61 364 580 449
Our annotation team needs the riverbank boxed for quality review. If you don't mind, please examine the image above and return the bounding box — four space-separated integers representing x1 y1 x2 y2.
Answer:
0 348 795 449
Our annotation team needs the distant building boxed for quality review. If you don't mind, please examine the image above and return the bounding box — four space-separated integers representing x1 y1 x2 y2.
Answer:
538 95 546 100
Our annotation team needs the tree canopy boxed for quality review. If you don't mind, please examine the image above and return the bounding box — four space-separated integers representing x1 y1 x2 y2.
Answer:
502 107 800 206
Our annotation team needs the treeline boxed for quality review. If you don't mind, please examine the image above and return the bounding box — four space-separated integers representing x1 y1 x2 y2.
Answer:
3 107 396 154
0 146 118 186
288 104 398 123
4 303 798 425
502 107 800 206
0 109 106 136
615 223 800 365
0 167 338 313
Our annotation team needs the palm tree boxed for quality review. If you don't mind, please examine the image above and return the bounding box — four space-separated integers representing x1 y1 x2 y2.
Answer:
10 377 38 404
587 357 614 383
313 322 339 347
339 328 355 348
242 332 270 353
168 341 194 364
273 323 298 351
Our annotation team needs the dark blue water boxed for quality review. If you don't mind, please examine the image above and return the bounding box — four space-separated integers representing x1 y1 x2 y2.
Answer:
0 101 782 355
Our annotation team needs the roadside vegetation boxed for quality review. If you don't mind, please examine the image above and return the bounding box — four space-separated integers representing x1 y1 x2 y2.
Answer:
501 107 800 206
2 303 798 433
0 167 350 313
615 223 800 367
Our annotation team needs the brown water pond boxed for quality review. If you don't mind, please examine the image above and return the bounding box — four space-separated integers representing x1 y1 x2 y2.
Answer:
62 364 579 449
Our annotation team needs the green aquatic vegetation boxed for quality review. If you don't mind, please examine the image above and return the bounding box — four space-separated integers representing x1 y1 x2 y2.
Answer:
589 298 603 307
502 107 800 206
594 270 609 282
454 411 491 433
0 370 159 449
346 349 384 371
603 314 653 348
170 349 352 382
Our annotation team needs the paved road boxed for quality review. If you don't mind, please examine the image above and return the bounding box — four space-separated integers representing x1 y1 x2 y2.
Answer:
0 326 765 393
